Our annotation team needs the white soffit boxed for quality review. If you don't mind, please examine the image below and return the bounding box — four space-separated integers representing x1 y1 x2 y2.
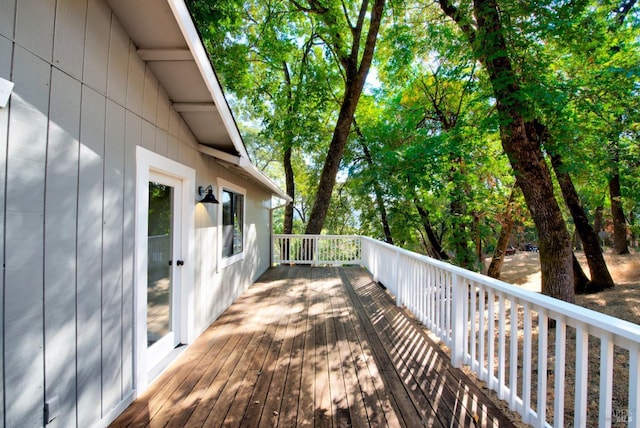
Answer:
106 0 287 199
165 0 250 159
106 0 244 156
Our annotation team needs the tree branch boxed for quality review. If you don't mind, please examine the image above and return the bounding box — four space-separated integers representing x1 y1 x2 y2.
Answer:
436 0 477 46
289 0 327 14
615 0 637 26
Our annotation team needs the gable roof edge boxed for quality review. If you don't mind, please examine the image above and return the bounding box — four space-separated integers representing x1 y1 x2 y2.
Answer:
167 0 249 160
167 0 290 203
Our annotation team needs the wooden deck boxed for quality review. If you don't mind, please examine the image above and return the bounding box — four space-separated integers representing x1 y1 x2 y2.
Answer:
111 266 515 427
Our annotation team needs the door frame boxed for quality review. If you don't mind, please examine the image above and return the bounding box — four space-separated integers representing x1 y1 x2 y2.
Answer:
135 146 195 391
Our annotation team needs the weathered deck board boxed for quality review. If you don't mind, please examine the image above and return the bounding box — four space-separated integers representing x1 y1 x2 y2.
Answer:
341 267 516 428
111 266 515 428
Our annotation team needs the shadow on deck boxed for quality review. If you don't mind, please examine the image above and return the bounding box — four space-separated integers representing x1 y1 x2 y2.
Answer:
111 266 516 427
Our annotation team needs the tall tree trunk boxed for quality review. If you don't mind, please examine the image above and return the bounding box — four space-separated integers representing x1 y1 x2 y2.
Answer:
281 62 297 262
450 196 475 268
488 189 516 279
283 145 295 234
550 152 614 292
573 253 592 294
304 0 386 234
359 141 393 244
472 0 574 302
438 0 575 302
449 157 476 269
474 213 483 269
594 205 605 239
610 172 630 254
630 210 637 248
282 62 296 236
415 201 449 260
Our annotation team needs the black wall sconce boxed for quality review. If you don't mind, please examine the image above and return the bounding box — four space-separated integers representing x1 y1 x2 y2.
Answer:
198 185 219 204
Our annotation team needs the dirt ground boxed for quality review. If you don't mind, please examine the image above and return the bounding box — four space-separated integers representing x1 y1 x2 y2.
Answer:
467 249 640 427
496 249 640 325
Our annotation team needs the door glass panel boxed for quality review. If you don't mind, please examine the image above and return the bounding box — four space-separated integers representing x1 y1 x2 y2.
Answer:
147 182 173 347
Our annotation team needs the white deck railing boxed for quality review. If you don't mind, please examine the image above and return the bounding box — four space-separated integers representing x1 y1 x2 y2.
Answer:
272 234 361 265
272 234 640 427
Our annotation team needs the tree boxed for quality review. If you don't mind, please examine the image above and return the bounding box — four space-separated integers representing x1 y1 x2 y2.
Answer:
550 151 615 292
294 0 387 235
546 1 640 255
352 119 394 244
190 0 340 236
487 188 516 279
437 0 575 302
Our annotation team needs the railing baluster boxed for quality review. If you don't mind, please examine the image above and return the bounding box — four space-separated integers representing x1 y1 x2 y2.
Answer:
487 289 495 391
426 265 433 330
523 303 532 424
554 318 567 428
478 286 486 382
599 333 613 428
509 297 518 410
442 271 447 342
498 294 506 400
451 273 465 367
446 272 452 345
574 324 589 427
536 310 548 428
462 280 469 364
435 269 441 337
470 282 478 372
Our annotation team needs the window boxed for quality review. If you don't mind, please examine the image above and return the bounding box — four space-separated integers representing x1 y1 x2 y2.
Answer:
221 189 244 258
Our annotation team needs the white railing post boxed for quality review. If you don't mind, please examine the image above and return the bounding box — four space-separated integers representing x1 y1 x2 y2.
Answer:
313 235 319 266
394 249 402 307
272 234 278 264
451 273 465 368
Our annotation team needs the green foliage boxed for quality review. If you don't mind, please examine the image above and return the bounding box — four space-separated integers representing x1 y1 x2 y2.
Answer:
191 0 640 267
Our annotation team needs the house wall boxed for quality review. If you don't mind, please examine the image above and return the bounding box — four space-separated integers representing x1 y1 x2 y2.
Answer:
0 0 272 427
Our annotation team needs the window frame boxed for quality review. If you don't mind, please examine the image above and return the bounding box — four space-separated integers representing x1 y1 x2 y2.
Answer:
217 178 246 269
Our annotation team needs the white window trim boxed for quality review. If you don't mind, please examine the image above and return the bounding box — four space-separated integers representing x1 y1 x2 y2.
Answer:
217 178 246 270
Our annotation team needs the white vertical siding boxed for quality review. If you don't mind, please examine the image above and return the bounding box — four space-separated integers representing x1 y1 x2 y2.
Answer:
122 110 140 396
156 127 169 157
192 162 273 330
15 0 55 61
157 86 171 131
5 46 50 427
169 104 181 137
44 68 81 428
126 41 145 115
0 0 16 39
102 99 126 414
83 0 111 94
1 0 277 426
107 17 129 105
0 32 12 428
53 0 88 80
142 66 159 123
76 85 106 427
141 120 156 151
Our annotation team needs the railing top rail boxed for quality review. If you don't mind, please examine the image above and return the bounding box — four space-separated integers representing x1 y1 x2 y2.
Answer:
273 234 362 239
272 234 640 343
360 236 640 345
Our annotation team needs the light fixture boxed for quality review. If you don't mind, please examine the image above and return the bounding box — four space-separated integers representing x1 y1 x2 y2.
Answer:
198 185 219 204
